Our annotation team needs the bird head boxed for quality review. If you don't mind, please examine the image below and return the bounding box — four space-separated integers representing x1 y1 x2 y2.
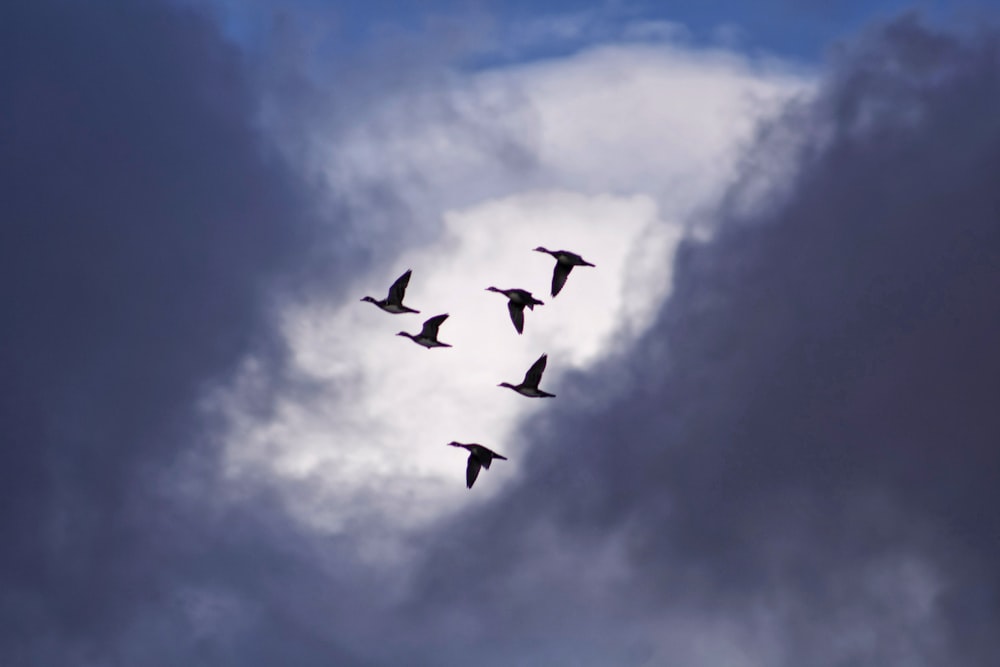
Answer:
360 296 376 303
485 286 501 293
533 246 550 253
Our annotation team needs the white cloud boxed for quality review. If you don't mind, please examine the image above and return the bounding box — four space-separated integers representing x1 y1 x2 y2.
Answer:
208 34 812 556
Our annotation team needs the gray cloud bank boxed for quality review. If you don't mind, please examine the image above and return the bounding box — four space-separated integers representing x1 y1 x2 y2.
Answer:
406 14 1000 667
2 3 999 666
0 1 367 664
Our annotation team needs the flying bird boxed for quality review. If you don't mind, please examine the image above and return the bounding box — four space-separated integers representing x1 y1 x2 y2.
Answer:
485 286 544 334
361 269 420 314
533 247 595 297
498 353 555 398
397 314 452 349
447 441 508 489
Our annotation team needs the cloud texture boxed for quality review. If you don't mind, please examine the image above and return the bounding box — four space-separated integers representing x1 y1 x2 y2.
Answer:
406 14 1000 666
2 2 999 666
0 1 362 664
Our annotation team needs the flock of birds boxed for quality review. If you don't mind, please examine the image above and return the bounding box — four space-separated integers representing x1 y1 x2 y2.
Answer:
361 246 596 488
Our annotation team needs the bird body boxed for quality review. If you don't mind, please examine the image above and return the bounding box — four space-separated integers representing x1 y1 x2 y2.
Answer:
373 302 417 314
361 269 420 314
447 441 508 488
533 247 595 297
486 286 544 334
499 353 556 398
397 314 452 349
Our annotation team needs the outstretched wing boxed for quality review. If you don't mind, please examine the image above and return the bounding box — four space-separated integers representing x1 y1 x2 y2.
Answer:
523 353 548 386
507 301 525 334
420 313 449 338
388 269 412 303
551 263 573 297
465 455 482 489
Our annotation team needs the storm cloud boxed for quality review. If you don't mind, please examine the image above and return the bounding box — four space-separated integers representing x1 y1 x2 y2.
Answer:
406 14 1000 667
0 1 365 664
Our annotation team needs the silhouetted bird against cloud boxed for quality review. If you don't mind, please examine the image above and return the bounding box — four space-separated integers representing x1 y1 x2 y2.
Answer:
486 286 544 334
397 314 452 349
361 269 420 314
498 353 555 398
447 441 508 488
534 247 595 297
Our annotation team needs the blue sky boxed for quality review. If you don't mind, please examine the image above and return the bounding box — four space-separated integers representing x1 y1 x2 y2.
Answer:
5 1 1000 665
213 0 981 63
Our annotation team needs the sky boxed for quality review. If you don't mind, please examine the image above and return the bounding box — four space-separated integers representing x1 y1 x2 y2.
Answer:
3 0 1000 665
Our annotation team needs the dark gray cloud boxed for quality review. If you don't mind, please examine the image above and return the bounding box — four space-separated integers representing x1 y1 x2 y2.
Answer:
404 14 1000 667
0 1 368 664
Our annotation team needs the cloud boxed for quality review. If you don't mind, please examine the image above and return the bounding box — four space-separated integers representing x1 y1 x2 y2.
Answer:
0 1 364 663
5 2 997 666
210 36 807 559
402 13 1000 666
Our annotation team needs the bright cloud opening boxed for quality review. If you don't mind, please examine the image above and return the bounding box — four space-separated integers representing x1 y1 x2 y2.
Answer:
209 35 812 555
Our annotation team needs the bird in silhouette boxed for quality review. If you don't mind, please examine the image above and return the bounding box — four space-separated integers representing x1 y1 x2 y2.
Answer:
397 314 452 349
498 353 555 398
485 286 544 334
361 269 420 314
447 441 508 488
533 247 595 297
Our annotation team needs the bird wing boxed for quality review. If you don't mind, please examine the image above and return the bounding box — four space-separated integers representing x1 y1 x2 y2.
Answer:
420 314 448 338
507 301 525 334
388 270 412 303
523 354 548 386
551 262 573 297
466 455 482 489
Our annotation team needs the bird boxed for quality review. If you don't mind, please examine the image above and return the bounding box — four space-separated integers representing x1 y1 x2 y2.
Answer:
447 441 508 489
397 314 452 349
533 247 595 297
361 269 420 314
498 353 555 398
485 286 544 334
